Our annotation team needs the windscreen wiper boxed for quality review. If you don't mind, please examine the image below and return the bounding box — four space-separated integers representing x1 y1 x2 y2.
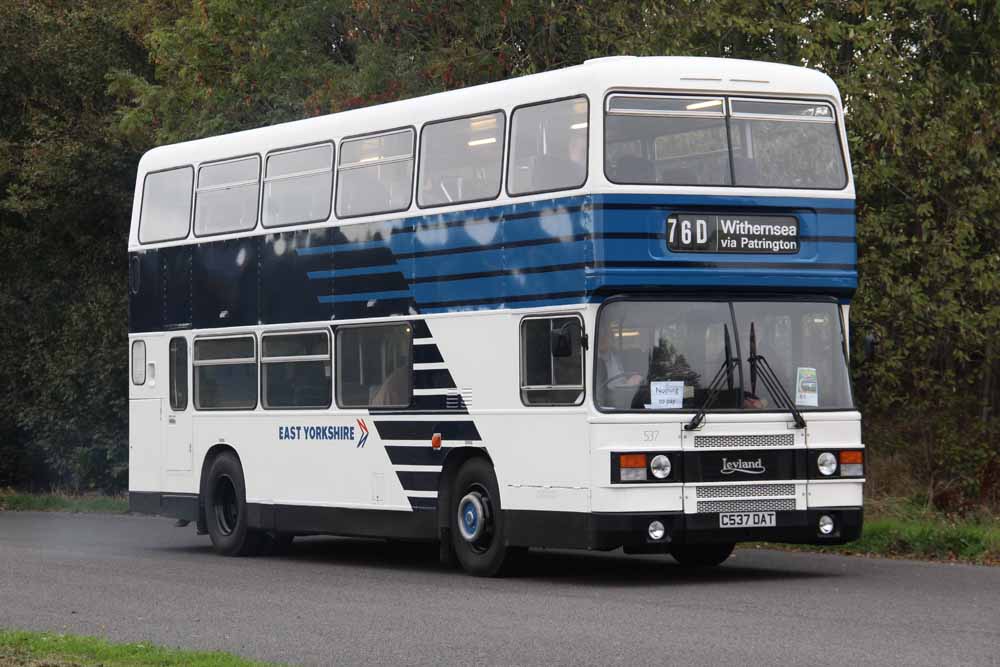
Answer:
748 322 806 429
685 324 738 431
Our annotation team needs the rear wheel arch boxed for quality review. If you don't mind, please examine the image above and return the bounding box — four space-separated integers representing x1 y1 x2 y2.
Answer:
197 443 239 532
202 447 262 556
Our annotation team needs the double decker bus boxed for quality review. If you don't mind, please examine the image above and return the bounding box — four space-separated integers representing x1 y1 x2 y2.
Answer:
128 56 863 576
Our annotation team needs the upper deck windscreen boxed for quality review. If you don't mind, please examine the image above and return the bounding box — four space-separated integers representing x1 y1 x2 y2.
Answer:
605 95 847 190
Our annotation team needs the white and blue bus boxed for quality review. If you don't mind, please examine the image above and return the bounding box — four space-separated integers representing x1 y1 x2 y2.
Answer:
128 56 864 575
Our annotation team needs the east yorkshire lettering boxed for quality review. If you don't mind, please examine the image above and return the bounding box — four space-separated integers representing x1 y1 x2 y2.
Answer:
278 425 356 441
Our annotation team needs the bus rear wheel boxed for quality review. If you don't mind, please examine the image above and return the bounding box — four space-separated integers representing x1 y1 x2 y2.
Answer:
670 542 735 567
205 452 262 557
450 458 508 577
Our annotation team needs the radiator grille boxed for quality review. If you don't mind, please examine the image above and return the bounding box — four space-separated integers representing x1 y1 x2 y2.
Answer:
696 483 796 499
697 498 796 513
692 433 794 449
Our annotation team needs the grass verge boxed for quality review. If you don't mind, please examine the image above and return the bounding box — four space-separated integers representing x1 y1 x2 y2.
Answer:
753 497 1000 565
0 491 127 514
0 630 270 667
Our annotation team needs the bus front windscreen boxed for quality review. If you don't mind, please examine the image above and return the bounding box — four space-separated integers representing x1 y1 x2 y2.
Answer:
595 300 853 412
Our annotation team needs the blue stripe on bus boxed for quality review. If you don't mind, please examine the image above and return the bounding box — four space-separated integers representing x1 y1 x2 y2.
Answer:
128 210 860 339
409 268 588 302
317 290 414 303
296 239 393 255
300 191 859 308
308 265 404 279
129 192 859 335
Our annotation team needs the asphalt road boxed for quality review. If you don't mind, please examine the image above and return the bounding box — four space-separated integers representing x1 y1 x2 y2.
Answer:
0 512 998 666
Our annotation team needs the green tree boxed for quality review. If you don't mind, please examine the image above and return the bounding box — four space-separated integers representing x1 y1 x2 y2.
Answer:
111 0 353 147
0 0 148 489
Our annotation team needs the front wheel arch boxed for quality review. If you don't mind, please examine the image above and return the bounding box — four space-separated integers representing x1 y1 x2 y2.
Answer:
449 457 510 576
436 447 493 546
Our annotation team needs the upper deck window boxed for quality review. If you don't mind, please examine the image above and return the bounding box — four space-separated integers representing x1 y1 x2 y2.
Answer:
336 129 414 218
194 156 260 236
263 143 334 228
139 166 193 243
729 99 846 189
418 112 505 207
606 95 730 186
605 94 847 190
508 97 589 196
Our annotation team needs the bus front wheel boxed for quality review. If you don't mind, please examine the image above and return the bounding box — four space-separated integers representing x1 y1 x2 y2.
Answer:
204 452 262 557
450 458 508 577
670 542 735 567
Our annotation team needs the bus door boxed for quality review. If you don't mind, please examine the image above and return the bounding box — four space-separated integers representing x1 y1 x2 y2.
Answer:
163 337 193 472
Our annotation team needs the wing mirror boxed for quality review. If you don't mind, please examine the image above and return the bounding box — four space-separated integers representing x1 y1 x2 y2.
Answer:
551 322 580 358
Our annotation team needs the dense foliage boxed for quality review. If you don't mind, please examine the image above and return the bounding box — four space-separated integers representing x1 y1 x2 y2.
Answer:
1 0 997 506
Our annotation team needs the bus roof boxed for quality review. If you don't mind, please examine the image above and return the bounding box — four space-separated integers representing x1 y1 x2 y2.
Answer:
136 56 842 174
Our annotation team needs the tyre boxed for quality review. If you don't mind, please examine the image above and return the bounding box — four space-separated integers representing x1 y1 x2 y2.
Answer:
669 542 735 567
204 452 263 557
450 458 509 577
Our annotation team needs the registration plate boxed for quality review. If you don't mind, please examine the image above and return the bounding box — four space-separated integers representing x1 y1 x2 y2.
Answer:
719 511 776 528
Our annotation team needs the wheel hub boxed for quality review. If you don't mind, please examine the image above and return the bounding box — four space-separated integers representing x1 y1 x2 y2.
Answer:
457 492 488 543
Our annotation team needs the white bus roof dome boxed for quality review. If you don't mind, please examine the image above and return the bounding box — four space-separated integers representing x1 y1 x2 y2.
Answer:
583 56 639 65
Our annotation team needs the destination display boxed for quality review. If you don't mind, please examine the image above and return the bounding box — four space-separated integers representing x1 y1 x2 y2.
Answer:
666 213 800 254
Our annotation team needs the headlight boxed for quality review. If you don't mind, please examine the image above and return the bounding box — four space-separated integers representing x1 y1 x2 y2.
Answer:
650 454 672 479
818 514 835 535
817 452 838 476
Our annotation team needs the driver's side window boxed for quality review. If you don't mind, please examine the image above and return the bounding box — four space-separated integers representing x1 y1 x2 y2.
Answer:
520 315 584 406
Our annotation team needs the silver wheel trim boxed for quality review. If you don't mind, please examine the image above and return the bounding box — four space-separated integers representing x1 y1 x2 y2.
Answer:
457 492 487 542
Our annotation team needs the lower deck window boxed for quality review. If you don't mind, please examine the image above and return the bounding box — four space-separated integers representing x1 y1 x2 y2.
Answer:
521 316 585 405
336 323 412 408
169 338 188 410
131 340 146 385
194 336 257 410
261 331 331 409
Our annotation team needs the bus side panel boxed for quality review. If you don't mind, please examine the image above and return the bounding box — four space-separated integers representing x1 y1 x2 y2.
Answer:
129 399 162 493
129 333 167 497
432 311 591 514
191 414 413 512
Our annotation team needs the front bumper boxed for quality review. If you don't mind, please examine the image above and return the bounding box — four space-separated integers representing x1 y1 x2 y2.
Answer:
506 508 863 551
